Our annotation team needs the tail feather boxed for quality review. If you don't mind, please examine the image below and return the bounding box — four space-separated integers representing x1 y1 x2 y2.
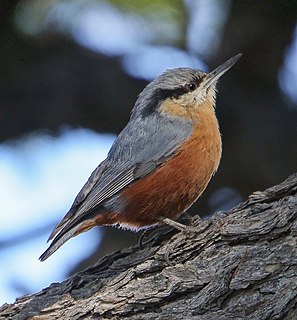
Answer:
39 219 96 261
47 207 78 242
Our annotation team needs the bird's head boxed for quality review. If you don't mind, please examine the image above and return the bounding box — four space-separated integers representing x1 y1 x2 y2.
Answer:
132 53 242 121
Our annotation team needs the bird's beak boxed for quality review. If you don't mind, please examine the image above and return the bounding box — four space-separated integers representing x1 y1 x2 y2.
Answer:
203 53 242 89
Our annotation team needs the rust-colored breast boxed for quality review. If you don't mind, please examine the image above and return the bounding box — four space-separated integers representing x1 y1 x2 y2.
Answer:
113 102 222 229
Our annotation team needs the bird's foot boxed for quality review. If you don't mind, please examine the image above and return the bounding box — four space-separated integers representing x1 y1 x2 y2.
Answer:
160 217 204 235
159 216 209 264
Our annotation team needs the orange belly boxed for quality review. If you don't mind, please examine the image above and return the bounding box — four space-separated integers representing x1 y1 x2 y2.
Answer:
114 109 222 229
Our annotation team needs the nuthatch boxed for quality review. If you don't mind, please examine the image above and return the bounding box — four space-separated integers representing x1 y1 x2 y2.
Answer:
40 53 241 261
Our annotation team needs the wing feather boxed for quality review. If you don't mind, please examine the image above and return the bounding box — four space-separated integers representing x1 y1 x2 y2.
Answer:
74 166 135 215
47 159 108 241
48 113 192 242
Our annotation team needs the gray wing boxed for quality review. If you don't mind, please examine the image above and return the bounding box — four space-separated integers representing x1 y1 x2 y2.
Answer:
73 112 193 216
47 158 108 240
48 112 192 239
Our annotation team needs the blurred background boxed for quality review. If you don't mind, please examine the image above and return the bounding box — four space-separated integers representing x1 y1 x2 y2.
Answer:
1 0 296 305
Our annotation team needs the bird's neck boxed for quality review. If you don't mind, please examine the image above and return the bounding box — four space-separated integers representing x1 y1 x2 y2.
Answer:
192 98 222 173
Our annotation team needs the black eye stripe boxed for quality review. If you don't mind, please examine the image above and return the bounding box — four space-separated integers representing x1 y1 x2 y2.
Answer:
142 75 204 116
168 76 203 98
135 71 206 118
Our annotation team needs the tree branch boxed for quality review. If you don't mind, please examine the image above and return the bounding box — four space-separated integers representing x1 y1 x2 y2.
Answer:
1 174 297 320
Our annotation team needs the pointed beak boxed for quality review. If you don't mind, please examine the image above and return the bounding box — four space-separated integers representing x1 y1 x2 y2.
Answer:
203 53 242 89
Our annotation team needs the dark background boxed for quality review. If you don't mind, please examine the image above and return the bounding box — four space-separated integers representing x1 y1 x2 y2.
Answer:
1 0 296 302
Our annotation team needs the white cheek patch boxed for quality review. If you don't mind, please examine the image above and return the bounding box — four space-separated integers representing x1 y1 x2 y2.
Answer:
177 84 217 108
172 88 208 107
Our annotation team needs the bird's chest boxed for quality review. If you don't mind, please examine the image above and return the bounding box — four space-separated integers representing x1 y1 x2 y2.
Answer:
164 118 222 205
119 114 222 222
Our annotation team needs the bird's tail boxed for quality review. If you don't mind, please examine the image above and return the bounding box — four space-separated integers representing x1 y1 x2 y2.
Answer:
39 219 97 261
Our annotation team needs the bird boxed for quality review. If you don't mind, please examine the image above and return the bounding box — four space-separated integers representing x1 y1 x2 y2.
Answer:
39 53 242 261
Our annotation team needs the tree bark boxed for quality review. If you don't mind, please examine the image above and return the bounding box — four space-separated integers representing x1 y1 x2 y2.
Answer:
1 174 297 320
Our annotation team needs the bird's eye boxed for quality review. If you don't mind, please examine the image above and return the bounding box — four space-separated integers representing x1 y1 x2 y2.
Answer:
187 82 197 92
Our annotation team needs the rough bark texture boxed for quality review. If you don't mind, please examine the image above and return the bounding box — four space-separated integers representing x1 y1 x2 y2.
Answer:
1 174 297 320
